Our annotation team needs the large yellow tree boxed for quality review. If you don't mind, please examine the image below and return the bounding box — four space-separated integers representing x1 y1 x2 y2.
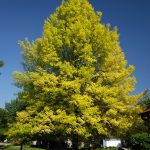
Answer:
8 0 142 149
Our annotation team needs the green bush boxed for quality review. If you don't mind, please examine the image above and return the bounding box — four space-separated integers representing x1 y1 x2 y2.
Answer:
130 132 150 150
0 128 7 142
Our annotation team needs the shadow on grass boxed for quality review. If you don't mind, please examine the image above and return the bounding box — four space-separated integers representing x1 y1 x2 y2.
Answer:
2 145 46 150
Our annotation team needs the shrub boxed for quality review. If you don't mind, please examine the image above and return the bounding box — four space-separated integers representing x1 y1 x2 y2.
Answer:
130 132 150 150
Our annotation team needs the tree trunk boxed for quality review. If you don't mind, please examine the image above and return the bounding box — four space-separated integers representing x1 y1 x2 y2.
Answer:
72 134 78 150
47 141 50 150
20 143 23 150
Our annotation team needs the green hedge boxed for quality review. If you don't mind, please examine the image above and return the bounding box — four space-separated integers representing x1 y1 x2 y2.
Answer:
130 132 150 150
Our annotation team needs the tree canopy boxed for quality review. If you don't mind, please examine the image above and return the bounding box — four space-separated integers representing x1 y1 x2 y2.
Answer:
0 61 3 68
5 97 28 123
0 108 7 141
8 0 142 149
0 98 28 142
139 89 150 109
0 60 3 75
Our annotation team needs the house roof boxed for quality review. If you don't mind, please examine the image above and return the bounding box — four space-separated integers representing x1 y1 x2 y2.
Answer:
140 108 150 115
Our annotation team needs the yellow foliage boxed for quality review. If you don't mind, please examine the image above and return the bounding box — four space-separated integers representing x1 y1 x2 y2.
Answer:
9 0 143 141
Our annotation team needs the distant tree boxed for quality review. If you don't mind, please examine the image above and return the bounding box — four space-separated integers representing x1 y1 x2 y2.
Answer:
8 0 142 149
5 98 28 150
0 61 3 68
0 97 28 142
139 89 150 109
7 111 32 150
0 108 7 141
0 108 7 129
0 61 5 141
5 97 28 123
0 60 4 75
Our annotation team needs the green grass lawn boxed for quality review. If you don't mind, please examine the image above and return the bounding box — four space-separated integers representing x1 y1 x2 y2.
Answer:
3 145 45 150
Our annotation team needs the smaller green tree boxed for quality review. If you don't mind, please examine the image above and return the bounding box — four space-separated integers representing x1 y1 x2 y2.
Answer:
0 97 28 143
0 108 7 141
139 89 150 109
0 61 3 67
0 108 7 128
5 97 29 150
5 97 28 123
0 60 4 75
7 111 32 150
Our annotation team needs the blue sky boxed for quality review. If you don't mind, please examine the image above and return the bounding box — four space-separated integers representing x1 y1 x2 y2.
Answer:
0 0 150 107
